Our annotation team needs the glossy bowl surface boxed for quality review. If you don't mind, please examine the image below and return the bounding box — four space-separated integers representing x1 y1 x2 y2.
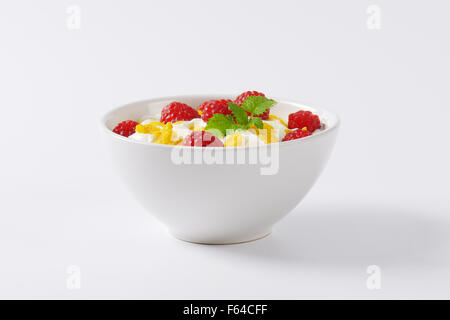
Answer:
101 95 339 244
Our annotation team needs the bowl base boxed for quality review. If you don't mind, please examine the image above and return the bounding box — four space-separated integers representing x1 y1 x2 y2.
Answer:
168 229 271 245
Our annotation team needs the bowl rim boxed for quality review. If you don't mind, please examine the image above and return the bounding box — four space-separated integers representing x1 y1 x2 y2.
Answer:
100 94 340 150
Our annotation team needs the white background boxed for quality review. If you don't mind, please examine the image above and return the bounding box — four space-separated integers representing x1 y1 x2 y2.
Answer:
1 0 449 299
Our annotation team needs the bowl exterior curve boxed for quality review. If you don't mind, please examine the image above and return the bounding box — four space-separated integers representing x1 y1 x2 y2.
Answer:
101 124 338 244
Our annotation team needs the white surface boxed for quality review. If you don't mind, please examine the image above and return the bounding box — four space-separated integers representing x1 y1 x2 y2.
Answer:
0 0 449 299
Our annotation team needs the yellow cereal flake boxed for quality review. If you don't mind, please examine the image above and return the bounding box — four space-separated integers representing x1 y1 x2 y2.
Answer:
135 122 164 134
302 127 308 131
136 122 181 145
255 123 278 144
224 133 244 147
268 114 288 127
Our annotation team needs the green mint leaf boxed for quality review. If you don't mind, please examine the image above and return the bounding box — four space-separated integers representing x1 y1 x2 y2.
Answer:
252 97 276 116
206 128 224 138
241 96 276 116
249 117 264 129
205 114 237 136
228 102 249 126
236 124 250 130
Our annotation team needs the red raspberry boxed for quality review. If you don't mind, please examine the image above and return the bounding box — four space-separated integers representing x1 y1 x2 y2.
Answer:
287 110 321 132
282 128 312 142
112 120 139 137
198 99 232 122
234 91 269 120
160 102 200 124
183 131 224 147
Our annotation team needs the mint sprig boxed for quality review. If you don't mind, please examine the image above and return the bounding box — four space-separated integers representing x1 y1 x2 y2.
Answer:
228 103 248 127
205 114 237 136
241 96 276 116
205 96 277 137
248 117 263 128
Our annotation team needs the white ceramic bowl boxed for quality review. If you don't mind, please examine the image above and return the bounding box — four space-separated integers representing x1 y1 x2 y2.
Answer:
100 95 339 244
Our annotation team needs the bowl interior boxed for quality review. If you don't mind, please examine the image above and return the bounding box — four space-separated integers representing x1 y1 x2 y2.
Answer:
102 95 339 135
